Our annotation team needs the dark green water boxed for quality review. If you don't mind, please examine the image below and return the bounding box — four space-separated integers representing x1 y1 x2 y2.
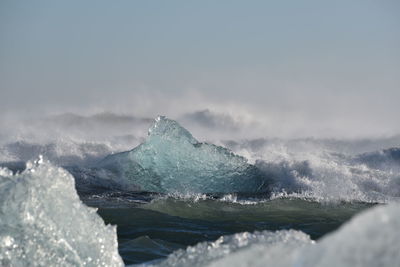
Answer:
86 195 374 265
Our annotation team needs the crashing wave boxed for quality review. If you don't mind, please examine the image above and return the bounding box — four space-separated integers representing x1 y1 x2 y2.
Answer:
95 116 267 194
255 157 398 203
251 145 400 203
353 147 400 171
0 157 123 267
149 202 400 267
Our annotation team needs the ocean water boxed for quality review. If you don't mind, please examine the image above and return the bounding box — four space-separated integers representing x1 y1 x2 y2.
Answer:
1 113 399 266
89 196 373 265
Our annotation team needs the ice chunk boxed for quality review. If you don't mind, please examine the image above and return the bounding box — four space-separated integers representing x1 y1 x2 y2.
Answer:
151 203 400 267
149 230 311 267
97 116 266 194
299 203 400 267
0 157 123 267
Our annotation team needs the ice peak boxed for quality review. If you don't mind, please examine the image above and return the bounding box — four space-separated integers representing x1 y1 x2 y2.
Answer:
148 116 198 144
97 115 267 194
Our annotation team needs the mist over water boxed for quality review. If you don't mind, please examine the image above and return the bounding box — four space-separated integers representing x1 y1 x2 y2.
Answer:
3 86 400 140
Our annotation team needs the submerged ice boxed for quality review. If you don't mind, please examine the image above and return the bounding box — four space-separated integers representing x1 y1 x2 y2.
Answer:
0 157 123 267
96 116 266 194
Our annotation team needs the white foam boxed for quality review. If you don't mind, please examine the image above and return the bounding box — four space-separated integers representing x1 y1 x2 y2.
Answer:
249 142 400 203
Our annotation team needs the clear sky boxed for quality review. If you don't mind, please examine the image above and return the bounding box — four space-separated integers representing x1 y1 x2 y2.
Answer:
1 0 399 137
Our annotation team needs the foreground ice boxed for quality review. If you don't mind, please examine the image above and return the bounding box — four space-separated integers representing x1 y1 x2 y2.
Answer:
145 230 311 267
150 203 400 267
97 116 266 194
0 157 123 267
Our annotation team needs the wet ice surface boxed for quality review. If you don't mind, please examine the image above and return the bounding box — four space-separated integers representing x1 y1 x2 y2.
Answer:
146 230 312 267
0 158 123 267
95 116 266 194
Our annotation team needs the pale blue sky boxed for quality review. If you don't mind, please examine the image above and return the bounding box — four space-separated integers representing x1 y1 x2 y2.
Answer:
1 0 399 137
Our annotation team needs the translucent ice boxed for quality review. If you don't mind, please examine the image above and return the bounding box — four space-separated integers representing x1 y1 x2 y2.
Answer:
97 116 266 194
150 230 311 267
0 157 123 267
298 203 400 267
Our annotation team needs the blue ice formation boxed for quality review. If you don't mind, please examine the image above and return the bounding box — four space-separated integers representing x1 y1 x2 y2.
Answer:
97 116 266 194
